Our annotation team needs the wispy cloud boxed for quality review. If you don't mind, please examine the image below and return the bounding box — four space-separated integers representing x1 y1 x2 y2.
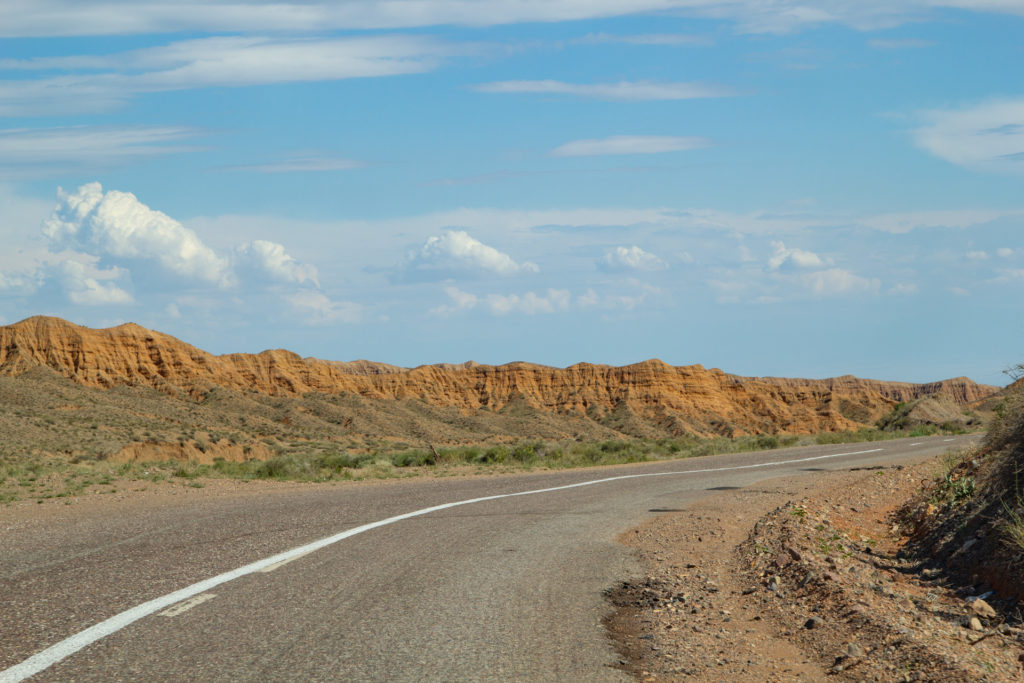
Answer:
287 290 361 324
3 1 1021 37
914 98 1024 174
0 35 458 116
573 32 713 46
868 38 935 49
552 135 711 157
0 126 199 175
475 79 734 101
223 155 364 173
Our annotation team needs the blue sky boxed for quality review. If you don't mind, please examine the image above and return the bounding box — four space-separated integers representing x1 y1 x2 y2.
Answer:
0 1 1022 385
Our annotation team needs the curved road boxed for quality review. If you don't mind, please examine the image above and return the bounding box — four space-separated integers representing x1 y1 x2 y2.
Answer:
1 435 974 681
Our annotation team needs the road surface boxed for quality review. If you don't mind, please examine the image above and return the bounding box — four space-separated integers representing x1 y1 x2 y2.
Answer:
0 435 974 681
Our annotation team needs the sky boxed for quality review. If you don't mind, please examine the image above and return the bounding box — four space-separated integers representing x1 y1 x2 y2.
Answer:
0 1 1022 386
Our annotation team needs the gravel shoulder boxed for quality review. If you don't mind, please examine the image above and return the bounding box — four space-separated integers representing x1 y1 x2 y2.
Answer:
608 455 1024 681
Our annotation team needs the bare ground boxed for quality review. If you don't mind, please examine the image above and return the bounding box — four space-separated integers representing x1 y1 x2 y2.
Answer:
607 457 1024 681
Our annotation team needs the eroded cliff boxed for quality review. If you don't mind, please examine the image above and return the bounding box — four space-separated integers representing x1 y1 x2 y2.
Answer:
0 316 999 437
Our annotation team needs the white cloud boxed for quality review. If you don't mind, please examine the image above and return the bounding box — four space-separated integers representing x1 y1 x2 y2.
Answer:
949 286 971 296
487 289 570 315
241 240 319 286
966 250 989 261
768 241 826 269
599 245 667 272
860 209 1016 233
800 268 880 296
44 182 232 286
400 229 538 281
287 290 361 324
574 32 712 45
430 285 479 316
552 135 711 157
0 35 457 115
4 1 1023 38
997 247 1015 258
0 126 198 175
914 98 1024 174
475 80 733 101
58 258 133 306
888 282 919 295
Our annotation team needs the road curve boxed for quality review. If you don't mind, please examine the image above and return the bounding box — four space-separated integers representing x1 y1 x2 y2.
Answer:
1 435 975 681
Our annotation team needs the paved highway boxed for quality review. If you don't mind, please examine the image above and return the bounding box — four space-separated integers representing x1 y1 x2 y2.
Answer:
1 435 975 681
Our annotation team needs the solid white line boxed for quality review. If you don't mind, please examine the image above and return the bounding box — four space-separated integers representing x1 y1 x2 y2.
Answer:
158 593 215 617
1 446 884 682
910 443 924 446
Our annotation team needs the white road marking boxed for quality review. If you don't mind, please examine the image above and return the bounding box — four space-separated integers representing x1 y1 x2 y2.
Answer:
1 446 887 682
943 438 956 442
258 549 315 573
158 593 215 617
910 443 924 446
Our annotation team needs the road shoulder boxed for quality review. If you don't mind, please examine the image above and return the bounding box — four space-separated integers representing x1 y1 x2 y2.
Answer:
607 456 1024 681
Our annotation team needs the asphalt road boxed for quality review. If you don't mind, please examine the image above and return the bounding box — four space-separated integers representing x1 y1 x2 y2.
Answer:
0 434 976 682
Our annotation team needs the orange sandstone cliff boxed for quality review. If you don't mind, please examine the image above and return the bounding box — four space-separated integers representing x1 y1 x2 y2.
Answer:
0 316 999 437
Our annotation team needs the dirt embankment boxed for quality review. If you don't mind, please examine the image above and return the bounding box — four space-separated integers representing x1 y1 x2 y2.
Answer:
608 455 1024 681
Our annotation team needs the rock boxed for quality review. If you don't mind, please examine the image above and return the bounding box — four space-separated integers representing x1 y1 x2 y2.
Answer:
846 642 866 658
969 617 984 632
785 545 802 562
804 616 825 629
970 598 997 619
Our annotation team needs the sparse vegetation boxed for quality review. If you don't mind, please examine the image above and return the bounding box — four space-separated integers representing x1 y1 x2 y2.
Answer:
0 365 985 505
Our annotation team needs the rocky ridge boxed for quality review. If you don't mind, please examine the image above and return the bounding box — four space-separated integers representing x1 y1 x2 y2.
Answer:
0 316 999 437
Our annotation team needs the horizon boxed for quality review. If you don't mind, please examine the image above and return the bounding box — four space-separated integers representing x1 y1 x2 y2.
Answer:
0 2 1022 387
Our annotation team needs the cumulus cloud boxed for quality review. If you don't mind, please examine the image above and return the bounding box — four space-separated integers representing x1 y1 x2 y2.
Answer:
44 182 232 286
475 80 734 101
240 240 319 286
287 290 361 324
768 241 826 269
599 245 667 272
487 289 570 315
914 98 1024 174
552 135 710 157
399 229 538 281
58 258 133 306
997 247 1015 258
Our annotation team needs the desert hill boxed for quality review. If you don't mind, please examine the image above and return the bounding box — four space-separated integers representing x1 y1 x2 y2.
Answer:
0 316 999 440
